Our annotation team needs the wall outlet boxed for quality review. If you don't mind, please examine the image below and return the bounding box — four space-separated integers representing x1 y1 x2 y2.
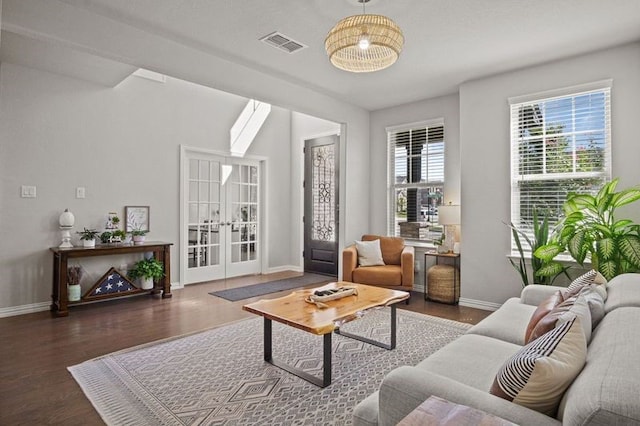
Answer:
21 185 36 198
76 187 86 199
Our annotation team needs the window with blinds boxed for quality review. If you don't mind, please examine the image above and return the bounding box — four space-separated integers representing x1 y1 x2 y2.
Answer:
510 83 611 248
387 120 445 241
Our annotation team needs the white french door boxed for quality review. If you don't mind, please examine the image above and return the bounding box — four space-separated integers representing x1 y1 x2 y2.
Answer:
181 148 261 284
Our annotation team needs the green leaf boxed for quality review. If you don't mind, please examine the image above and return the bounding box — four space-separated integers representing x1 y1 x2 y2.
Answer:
567 231 586 262
596 238 615 260
599 260 618 281
613 219 634 231
536 261 565 278
596 178 618 202
592 223 612 237
533 244 563 261
611 188 640 208
619 235 640 268
564 211 584 224
597 194 613 216
570 194 596 209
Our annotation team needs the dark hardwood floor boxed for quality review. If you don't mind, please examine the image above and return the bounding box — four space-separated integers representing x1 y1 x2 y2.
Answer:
0 271 491 425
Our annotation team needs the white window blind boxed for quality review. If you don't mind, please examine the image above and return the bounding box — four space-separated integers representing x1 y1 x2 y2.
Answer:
387 120 445 241
510 85 611 246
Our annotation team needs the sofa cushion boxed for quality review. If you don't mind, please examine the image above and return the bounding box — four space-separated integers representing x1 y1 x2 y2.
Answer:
528 294 592 344
466 298 536 346
362 234 404 265
417 334 521 391
565 269 607 300
559 307 640 425
604 273 640 313
525 290 564 344
355 239 385 266
490 315 587 417
352 265 402 286
578 285 605 328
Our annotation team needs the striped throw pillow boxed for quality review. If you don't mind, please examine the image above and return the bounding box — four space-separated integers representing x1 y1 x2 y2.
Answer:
490 315 587 416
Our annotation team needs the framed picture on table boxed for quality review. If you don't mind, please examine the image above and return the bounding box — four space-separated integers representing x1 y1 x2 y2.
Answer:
125 206 150 232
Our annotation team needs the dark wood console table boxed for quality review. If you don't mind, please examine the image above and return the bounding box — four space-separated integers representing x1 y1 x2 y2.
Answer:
50 241 172 317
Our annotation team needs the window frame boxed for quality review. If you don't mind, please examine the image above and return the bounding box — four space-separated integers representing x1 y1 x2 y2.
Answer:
386 118 445 241
508 80 612 252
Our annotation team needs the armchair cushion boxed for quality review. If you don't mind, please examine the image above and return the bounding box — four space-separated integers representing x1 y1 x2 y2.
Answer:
355 239 385 266
353 265 402 287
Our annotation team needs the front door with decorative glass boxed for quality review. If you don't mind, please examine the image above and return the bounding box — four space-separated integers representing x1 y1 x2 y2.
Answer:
304 135 339 276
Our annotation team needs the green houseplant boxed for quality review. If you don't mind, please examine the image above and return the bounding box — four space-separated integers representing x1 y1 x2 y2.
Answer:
534 178 640 281
99 231 112 244
77 228 99 248
130 229 148 244
128 257 164 290
506 209 569 287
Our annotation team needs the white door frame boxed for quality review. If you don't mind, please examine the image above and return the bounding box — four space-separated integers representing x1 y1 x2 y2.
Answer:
179 145 267 286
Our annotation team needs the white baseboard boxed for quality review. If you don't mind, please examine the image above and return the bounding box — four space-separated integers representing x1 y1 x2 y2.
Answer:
1 282 183 318
266 265 303 274
458 297 500 311
0 301 50 318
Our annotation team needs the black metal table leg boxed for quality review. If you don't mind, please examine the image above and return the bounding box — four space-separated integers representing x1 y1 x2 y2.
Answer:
334 305 398 350
263 317 332 387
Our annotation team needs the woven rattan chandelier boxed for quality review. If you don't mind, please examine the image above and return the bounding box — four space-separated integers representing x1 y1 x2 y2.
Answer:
325 0 404 73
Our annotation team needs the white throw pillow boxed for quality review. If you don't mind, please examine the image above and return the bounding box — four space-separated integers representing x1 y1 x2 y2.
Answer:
355 239 385 267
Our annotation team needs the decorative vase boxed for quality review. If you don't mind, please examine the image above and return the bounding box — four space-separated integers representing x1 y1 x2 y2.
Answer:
140 277 154 290
133 235 145 244
83 238 96 248
68 284 81 301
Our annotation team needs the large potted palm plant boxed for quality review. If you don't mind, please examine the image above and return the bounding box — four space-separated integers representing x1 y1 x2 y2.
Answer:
534 178 640 280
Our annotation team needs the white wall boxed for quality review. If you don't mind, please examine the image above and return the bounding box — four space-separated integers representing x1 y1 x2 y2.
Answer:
3 0 372 269
290 112 341 272
459 42 640 307
0 62 294 310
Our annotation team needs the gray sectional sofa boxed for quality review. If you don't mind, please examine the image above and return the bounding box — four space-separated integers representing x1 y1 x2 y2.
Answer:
354 273 640 425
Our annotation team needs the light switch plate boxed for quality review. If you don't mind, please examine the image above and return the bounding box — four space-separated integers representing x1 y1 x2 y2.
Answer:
21 185 36 198
76 187 86 199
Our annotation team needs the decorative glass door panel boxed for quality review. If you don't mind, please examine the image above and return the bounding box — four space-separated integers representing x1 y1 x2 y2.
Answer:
311 145 336 242
304 135 339 276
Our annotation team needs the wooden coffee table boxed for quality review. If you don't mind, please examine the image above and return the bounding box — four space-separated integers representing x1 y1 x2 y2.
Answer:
242 282 410 387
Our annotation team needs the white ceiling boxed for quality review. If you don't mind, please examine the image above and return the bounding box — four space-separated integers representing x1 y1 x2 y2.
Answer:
3 0 640 111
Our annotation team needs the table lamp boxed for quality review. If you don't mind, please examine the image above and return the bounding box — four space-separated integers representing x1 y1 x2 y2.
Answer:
59 208 75 248
438 203 460 253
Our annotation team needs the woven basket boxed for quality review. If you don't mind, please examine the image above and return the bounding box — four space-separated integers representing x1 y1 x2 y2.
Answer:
427 264 460 304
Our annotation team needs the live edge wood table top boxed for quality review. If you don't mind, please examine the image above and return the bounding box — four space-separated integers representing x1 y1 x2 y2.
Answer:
242 282 409 335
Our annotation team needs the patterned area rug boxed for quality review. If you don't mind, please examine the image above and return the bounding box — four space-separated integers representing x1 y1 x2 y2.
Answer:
69 309 471 425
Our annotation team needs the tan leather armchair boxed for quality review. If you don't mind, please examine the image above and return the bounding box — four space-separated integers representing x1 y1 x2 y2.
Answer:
342 234 414 291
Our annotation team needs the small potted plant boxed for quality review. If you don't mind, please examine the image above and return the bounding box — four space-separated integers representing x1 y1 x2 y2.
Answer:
130 229 148 244
112 229 126 243
99 231 113 244
77 228 99 248
67 265 82 301
128 257 164 290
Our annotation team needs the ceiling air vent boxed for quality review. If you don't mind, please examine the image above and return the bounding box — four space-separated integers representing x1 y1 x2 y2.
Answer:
260 32 307 54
